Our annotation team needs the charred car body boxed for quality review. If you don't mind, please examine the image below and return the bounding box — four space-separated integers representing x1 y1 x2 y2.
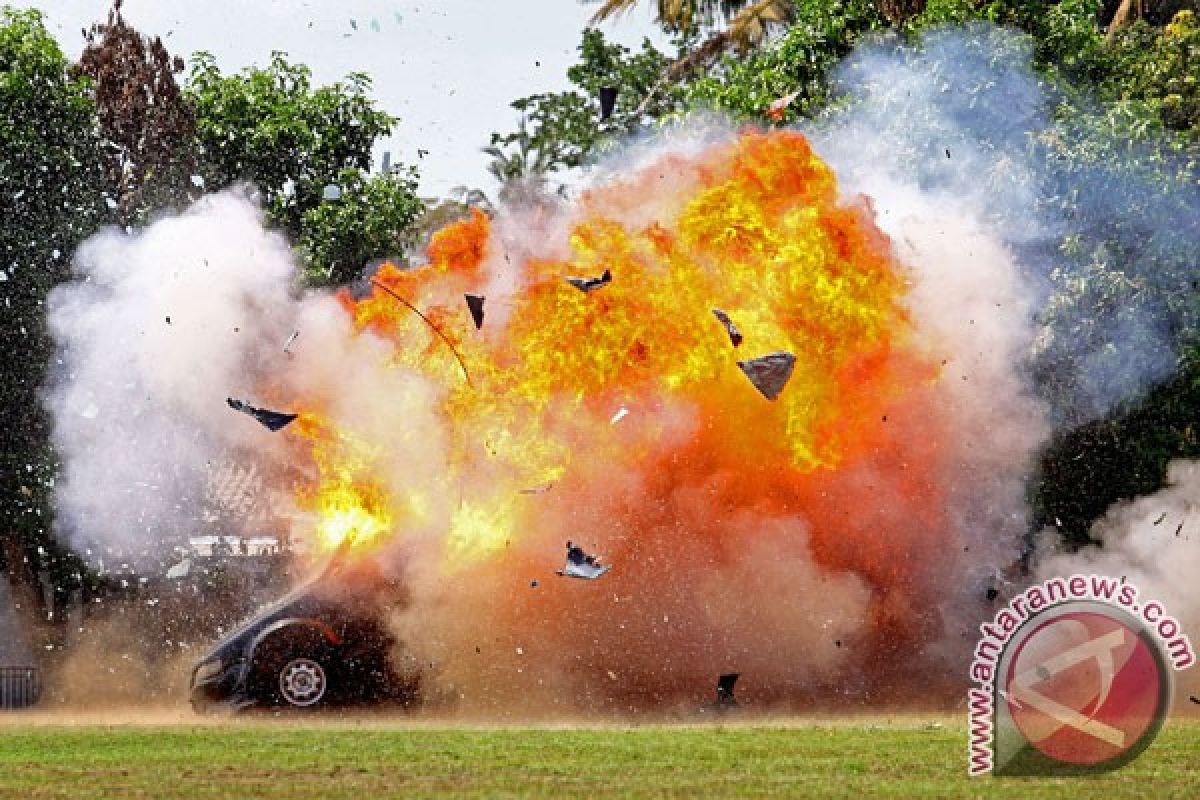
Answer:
189 554 417 711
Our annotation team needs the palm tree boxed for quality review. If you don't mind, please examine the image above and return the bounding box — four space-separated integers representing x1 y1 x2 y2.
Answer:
588 0 793 53
482 117 556 207
586 0 794 114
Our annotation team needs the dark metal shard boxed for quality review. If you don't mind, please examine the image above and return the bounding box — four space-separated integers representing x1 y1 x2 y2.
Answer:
599 86 618 120
737 351 796 401
712 308 743 347
717 673 739 707
556 540 610 580
464 293 485 329
226 397 298 432
566 268 612 293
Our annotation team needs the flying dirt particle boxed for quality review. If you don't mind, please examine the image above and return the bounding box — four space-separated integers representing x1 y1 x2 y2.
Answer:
835 640 842 648
530 579 539 588
1176 523 1184 537
610 407 629 424
1190 695 1199 704
1153 512 1167 525
165 316 171 325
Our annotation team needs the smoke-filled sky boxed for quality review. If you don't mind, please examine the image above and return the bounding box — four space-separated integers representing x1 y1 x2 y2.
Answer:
30 0 664 196
44 24 1199 712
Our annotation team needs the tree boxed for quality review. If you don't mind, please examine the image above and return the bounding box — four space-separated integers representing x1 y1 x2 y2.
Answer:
588 0 795 50
687 0 886 123
186 52 423 282
187 53 390 234
487 28 683 182
0 7 107 634
298 166 424 285
73 0 197 225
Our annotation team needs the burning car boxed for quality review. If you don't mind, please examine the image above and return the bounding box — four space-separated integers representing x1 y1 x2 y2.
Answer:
189 551 417 711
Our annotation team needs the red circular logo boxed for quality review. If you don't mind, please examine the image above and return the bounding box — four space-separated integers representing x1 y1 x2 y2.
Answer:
1004 609 1166 766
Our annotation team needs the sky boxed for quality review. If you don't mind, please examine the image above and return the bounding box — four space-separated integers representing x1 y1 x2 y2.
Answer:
30 0 666 197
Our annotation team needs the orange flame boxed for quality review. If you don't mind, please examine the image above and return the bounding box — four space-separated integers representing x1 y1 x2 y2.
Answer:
288 131 949 668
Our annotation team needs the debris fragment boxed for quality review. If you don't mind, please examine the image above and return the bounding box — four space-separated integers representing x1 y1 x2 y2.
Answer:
765 90 800 122
711 308 743 347
371 278 471 384
165 315 171 325
1153 512 1166 525
519 484 554 495
945 148 951 159
283 329 299 355
1191 695 1199 705
226 397 298 432
610 407 629 424
1176 523 1184 538
716 673 739 707
598 86 618 120
530 580 539 588
737 351 796 400
465 293 485 329
566 268 612 293
556 540 610 580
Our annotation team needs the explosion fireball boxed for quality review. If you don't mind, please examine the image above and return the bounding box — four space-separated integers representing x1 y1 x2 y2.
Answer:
278 130 972 710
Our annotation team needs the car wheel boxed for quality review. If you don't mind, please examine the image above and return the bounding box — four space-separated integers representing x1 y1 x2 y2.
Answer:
277 656 327 708
253 632 334 709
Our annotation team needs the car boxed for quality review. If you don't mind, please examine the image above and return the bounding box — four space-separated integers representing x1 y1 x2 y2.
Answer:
189 551 418 711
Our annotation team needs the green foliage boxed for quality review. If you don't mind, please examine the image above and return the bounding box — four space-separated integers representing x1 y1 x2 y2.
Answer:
1103 12 1200 139
1032 348 1200 548
488 28 683 180
298 167 424 286
687 0 886 122
0 6 107 591
186 51 423 282
187 52 395 237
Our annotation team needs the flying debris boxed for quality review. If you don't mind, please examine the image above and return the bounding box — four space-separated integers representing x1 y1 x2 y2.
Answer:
283 329 300 355
765 90 800 122
1153 512 1166 525
610 407 629 424
566 268 612 293
715 673 739 708
598 86 618 120
711 308 743 347
1191 695 1200 705
737 352 796 401
556 541 610 580
519 483 554 495
226 398 298 432
464 293 485 329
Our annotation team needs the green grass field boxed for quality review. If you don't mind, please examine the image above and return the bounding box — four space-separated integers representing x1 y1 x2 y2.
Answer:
0 716 1197 798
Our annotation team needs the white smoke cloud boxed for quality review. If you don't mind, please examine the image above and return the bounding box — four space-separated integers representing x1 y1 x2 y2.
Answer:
1034 460 1200 706
46 191 301 564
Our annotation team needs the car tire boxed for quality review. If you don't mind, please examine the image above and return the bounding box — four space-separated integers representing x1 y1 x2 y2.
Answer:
253 630 334 709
